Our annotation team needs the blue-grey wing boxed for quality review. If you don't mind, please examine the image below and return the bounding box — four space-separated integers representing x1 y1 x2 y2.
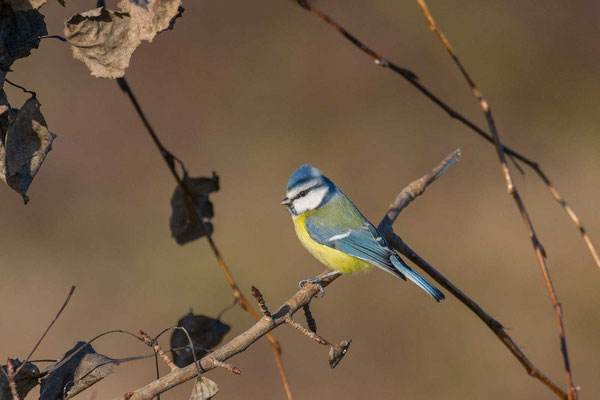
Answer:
305 216 406 280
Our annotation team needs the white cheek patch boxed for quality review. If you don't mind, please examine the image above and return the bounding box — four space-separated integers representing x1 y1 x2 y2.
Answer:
292 186 328 214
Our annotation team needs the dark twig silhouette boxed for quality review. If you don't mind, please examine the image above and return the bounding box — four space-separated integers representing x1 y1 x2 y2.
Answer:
115 77 293 399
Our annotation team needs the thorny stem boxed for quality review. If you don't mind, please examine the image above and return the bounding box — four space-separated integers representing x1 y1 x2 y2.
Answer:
115 77 293 399
416 2 576 397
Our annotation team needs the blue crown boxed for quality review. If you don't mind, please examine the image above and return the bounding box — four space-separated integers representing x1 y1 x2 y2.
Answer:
287 164 323 191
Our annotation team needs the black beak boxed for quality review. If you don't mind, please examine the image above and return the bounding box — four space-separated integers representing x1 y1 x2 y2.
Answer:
281 197 291 206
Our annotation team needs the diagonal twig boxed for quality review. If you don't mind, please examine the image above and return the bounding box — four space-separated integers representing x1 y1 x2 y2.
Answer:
378 150 567 399
115 77 293 399
15 286 76 375
416 2 576 398
292 0 599 271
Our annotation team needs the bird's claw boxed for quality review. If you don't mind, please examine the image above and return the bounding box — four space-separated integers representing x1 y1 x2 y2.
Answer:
299 278 326 297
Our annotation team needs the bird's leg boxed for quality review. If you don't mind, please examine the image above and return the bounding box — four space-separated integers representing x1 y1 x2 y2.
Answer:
299 271 341 297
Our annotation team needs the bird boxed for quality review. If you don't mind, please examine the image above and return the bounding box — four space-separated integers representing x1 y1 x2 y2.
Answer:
281 164 444 302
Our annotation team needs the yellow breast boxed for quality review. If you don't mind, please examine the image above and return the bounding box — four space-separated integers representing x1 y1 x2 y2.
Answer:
293 213 373 274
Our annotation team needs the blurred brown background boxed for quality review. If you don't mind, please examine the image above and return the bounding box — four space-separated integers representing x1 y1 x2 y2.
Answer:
1 0 599 399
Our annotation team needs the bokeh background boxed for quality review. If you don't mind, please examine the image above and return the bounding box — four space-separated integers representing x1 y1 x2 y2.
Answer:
2 0 599 399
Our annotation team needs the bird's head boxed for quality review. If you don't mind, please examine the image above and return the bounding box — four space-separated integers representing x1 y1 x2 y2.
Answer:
282 164 337 216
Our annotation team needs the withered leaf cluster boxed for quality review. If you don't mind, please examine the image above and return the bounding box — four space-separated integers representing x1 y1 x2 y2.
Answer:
0 0 55 202
65 0 183 79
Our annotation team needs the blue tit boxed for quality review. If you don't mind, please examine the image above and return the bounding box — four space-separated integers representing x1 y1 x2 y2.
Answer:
282 164 444 302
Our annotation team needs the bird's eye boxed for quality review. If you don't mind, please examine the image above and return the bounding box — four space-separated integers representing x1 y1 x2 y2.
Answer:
299 190 307 197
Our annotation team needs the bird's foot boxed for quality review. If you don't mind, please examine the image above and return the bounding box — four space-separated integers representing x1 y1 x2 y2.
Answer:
299 271 340 297
299 277 326 297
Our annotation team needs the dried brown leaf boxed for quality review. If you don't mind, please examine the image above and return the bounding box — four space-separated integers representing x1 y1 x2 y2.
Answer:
169 173 219 245
64 0 183 79
40 342 118 399
189 377 219 400
0 95 55 203
328 340 351 369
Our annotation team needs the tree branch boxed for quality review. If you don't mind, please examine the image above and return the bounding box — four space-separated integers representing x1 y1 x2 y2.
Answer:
115 77 293 399
378 150 567 399
415 2 576 398
122 150 554 400
293 0 599 271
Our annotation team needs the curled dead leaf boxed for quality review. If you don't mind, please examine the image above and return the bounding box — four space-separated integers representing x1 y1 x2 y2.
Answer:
328 340 351 369
189 377 219 400
169 173 219 245
65 0 183 79
0 94 55 203
40 342 118 399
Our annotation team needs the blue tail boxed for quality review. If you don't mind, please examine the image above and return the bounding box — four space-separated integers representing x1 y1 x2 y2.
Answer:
391 257 445 302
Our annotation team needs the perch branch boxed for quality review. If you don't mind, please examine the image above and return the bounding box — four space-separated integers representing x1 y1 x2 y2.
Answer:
122 273 340 400
416 2 576 398
378 150 567 399
293 0 599 270
115 77 292 399
119 151 482 399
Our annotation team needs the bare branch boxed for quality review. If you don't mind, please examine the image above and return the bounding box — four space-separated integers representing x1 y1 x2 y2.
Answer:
378 150 568 399
123 272 340 399
293 0 599 270
116 76 292 399
140 331 177 371
416 2 576 397
283 317 329 346
205 358 242 376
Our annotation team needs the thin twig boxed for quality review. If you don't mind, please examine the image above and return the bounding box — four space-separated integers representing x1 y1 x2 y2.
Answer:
4 79 36 97
293 0 599 270
15 286 76 375
116 77 293 399
283 317 329 345
416 3 576 398
205 358 242 376
378 150 567 399
140 331 177 371
39 35 67 42
6 359 20 400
